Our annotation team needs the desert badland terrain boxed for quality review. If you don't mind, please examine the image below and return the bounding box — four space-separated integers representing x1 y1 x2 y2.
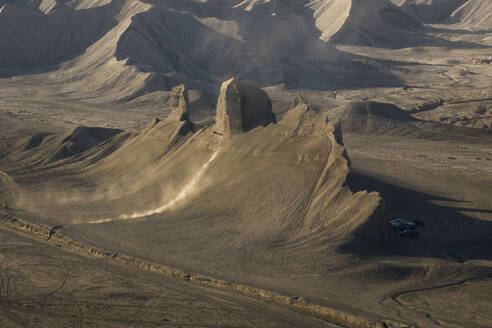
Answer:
0 0 492 327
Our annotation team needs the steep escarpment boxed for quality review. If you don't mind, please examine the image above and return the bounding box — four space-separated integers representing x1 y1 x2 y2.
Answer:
215 78 275 138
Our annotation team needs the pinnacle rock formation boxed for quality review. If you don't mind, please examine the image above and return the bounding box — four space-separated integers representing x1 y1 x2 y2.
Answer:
215 78 275 138
294 94 309 108
167 84 190 122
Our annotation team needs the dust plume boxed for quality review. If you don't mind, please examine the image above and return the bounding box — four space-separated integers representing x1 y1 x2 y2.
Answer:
87 151 219 224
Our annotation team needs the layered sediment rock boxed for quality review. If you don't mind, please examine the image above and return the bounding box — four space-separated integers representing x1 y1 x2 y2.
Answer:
167 84 190 122
165 84 194 135
215 78 275 138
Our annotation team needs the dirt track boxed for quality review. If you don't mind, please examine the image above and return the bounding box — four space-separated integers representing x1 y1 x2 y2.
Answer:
0 225 340 328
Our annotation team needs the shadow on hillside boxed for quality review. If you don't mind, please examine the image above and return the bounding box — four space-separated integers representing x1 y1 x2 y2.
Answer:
0 0 123 78
427 26 492 35
343 172 492 262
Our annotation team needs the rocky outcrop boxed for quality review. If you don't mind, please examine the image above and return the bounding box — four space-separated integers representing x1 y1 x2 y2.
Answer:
167 84 190 122
215 78 275 138
165 84 194 136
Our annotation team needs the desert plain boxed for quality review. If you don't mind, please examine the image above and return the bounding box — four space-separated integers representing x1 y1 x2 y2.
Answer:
0 0 492 327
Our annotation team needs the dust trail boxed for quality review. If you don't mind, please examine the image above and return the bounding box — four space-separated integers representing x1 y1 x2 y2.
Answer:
87 151 219 224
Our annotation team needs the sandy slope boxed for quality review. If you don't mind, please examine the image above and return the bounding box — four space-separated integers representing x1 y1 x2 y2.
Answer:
395 0 492 30
450 0 492 30
0 0 483 106
231 0 423 46
0 0 427 104
320 0 423 47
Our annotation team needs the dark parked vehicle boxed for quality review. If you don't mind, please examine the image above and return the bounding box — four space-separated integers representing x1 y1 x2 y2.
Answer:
390 218 421 238
390 218 415 229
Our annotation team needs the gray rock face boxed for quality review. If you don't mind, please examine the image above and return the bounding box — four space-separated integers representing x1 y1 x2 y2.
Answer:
215 78 275 138
168 84 190 122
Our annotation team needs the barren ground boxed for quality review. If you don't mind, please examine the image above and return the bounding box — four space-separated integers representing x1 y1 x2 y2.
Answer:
1 3 492 327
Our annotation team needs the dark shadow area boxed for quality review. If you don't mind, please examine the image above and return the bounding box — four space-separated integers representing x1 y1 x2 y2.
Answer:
334 101 492 139
332 28 490 50
0 0 124 77
396 0 468 25
427 26 492 35
343 172 492 262
55 127 123 162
